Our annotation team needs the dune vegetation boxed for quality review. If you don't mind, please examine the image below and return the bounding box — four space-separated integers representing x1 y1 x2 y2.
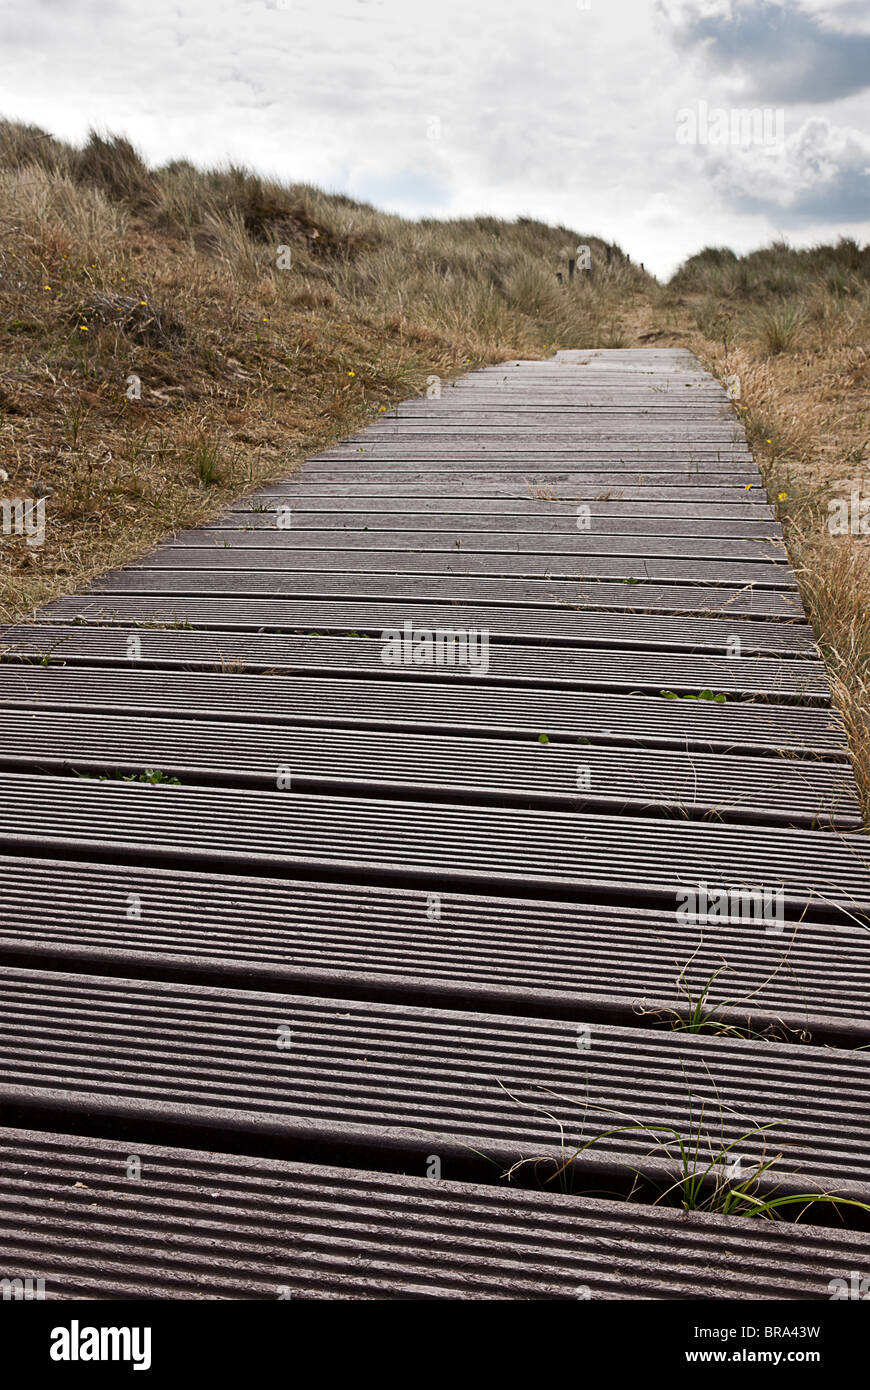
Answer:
0 120 649 623
656 241 870 815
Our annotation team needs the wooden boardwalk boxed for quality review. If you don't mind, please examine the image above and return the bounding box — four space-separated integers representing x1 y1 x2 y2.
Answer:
0 347 869 1299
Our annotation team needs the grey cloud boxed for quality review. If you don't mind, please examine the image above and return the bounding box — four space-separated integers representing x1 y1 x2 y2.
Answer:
661 0 870 102
706 116 870 222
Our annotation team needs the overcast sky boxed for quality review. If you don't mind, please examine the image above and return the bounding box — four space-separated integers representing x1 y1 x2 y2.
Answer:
1 0 868 276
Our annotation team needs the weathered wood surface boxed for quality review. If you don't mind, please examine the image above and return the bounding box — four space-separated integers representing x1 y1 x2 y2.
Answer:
0 347 867 1299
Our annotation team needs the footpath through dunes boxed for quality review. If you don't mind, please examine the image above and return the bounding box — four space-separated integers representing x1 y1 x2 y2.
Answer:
0 346 869 1300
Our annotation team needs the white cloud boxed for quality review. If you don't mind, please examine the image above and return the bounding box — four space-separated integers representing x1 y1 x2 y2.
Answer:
706 117 870 220
659 0 870 101
0 0 866 278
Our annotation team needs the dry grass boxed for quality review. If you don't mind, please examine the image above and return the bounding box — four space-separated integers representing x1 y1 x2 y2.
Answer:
652 240 870 816
0 121 651 622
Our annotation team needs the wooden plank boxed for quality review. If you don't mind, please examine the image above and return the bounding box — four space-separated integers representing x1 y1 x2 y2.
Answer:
0 859 865 1034
2 1130 868 1299
80 568 805 616
0 664 843 754
1 970 868 1196
170 529 788 561
4 606 820 654
0 707 856 826
131 547 796 589
214 511 786 538
1 773 867 918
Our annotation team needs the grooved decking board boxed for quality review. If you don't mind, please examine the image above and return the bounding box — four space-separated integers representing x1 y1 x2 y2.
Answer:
352 422 744 430
0 859 866 1035
293 470 761 486
168 530 787 562
293 456 758 468
1 971 868 1197
2 1132 867 1300
213 512 786 538
348 443 749 451
344 414 747 423
383 417 740 423
1 773 867 916
244 483 775 501
359 408 741 416
80 569 804 616
5 607 818 654
0 707 856 827
318 461 757 473
0 626 830 699
380 403 736 410
318 422 748 433
311 441 754 455
310 452 756 465
228 498 778 520
0 666 845 756
128 548 794 589
245 484 774 506
341 424 747 432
